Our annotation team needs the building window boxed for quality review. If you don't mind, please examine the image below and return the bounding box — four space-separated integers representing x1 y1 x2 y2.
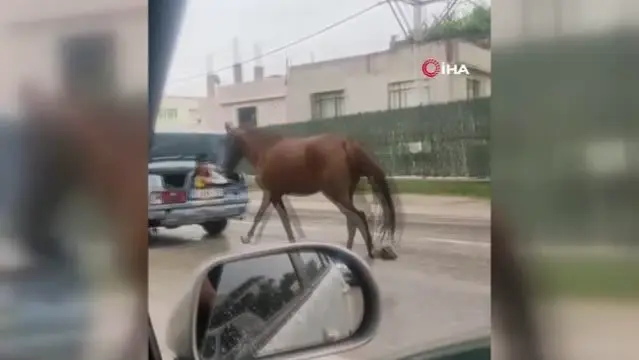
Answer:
60 33 116 98
388 81 426 109
189 108 200 124
467 79 481 99
311 90 345 119
388 81 412 109
158 108 178 122
237 106 257 128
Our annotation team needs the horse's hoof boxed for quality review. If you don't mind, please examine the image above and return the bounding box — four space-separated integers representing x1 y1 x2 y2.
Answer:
240 236 251 244
379 246 398 260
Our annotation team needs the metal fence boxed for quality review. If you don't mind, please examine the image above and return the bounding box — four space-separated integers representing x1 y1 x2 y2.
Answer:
239 97 490 177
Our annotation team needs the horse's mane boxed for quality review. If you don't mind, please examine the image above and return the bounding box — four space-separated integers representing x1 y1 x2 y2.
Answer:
242 127 284 149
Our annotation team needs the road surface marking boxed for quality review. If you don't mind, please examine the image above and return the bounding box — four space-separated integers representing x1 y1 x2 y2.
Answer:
416 237 490 247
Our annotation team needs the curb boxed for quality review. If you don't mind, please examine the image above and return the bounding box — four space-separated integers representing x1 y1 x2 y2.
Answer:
243 206 489 226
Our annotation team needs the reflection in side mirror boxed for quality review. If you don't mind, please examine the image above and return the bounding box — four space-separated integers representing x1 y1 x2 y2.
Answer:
165 243 380 360
196 249 365 359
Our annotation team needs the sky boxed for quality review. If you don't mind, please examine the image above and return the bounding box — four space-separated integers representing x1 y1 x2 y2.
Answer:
163 0 474 97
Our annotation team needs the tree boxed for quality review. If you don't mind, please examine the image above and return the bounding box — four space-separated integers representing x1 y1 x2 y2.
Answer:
424 4 491 43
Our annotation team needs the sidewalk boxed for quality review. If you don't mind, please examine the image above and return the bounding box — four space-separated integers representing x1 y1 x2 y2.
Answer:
247 191 490 222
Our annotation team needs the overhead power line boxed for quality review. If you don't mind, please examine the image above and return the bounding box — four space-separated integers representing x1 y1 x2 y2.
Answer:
386 0 411 39
168 0 387 86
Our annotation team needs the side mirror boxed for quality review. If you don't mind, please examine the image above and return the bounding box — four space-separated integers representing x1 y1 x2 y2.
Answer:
166 242 381 360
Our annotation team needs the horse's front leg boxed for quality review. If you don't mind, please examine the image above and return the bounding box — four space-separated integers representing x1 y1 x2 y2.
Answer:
241 191 271 244
272 196 297 243
282 197 306 240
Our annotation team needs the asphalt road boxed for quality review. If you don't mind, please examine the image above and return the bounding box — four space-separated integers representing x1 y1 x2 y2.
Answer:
149 211 490 360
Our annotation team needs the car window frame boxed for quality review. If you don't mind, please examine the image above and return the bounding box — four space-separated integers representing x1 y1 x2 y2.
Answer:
149 1 188 360
204 252 306 357
247 250 336 355
293 250 332 288
149 315 163 360
150 132 226 164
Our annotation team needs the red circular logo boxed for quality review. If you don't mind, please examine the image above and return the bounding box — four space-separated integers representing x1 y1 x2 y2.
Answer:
422 58 440 78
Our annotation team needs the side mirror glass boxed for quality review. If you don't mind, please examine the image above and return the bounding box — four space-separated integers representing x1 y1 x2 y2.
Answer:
166 243 380 360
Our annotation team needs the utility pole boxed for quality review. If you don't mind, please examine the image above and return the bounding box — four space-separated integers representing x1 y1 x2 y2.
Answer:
386 0 451 105
408 0 449 40
412 1 423 42
406 0 448 107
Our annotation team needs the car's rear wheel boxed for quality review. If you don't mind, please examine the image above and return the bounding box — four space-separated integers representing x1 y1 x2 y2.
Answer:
201 219 228 237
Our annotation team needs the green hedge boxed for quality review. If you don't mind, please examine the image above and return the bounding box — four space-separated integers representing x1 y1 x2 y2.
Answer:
239 98 490 177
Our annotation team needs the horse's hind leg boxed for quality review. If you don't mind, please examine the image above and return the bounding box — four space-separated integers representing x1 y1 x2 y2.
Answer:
345 186 357 250
324 191 376 259
345 217 357 250
242 191 271 244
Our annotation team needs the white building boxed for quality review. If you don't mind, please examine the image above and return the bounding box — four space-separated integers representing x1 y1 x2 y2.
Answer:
155 96 206 131
286 39 490 123
200 66 287 133
201 38 490 129
0 0 147 112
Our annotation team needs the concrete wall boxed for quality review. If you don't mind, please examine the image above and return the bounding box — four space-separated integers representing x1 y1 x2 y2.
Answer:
200 76 287 132
0 0 147 112
155 96 206 131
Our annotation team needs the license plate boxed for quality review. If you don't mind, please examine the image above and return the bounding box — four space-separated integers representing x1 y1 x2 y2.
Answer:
191 188 223 199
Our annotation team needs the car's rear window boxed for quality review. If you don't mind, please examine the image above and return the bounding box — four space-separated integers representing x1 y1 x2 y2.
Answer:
150 132 226 164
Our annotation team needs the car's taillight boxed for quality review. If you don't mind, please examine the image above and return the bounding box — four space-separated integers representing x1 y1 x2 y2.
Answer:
149 192 163 205
149 190 187 205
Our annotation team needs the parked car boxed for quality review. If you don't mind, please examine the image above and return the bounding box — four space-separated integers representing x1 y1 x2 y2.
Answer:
148 131 249 237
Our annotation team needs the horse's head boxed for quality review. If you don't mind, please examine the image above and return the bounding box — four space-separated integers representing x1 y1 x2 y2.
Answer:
222 122 283 175
222 122 247 175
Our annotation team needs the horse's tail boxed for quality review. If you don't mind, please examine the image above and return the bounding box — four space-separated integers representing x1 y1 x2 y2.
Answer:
343 140 396 237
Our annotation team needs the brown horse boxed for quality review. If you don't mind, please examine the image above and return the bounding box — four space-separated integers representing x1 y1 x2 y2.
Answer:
222 123 397 260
